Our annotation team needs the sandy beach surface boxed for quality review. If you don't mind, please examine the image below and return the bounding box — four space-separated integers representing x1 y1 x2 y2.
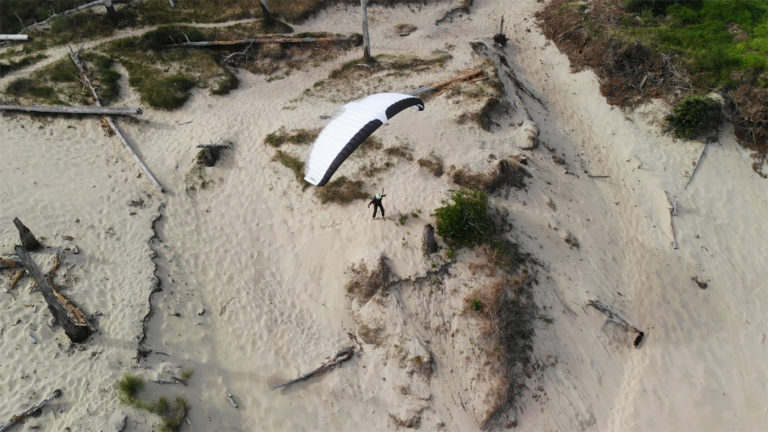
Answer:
2 0 768 431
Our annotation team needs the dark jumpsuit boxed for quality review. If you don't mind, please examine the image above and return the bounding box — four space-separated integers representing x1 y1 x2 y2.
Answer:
368 194 386 218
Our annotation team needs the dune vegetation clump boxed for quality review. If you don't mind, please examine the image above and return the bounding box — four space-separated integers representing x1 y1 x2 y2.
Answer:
116 373 190 432
665 95 722 140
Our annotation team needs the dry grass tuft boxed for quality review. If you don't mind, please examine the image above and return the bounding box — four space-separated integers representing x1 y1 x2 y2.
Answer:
450 158 530 193
417 154 444 177
345 255 393 304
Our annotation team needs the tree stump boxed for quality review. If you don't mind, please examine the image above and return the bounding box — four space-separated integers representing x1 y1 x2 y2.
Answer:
13 218 42 251
422 224 438 254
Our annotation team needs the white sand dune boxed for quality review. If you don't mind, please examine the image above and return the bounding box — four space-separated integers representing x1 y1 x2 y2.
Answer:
2 0 767 431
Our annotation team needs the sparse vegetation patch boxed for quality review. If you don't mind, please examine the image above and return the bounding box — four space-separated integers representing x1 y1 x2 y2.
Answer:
345 255 393 304
116 373 190 432
450 158 530 193
537 0 768 156
315 176 368 204
264 127 321 147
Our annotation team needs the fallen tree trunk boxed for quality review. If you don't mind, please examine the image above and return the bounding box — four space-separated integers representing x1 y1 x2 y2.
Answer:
15 246 91 343
0 34 29 41
587 299 645 348
0 389 63 432
168 35 359 48
271 346 354 390
13 218 41 251
69 46 164 193
0 104 142 116
409 68 484 97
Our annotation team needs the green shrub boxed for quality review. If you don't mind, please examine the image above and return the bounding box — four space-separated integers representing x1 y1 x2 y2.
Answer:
665 95 721 139
433 189 492 248
117 373 144 404
141 74 197 109
5 78 55 100
471 298 483 312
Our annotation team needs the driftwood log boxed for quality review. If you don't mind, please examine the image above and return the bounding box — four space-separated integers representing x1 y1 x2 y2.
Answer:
259 0 275 26
0 105 142 116
15 246 91 343
409 68 484 97
68 46 164 193
271 346 354 390
13 218 41 251
168 35 359 48
684 143 708 190
0 389 63 432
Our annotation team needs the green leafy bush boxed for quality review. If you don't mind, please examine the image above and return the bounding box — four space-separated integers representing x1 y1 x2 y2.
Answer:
117 373 144 404
665 95 721 139
433 189 492 248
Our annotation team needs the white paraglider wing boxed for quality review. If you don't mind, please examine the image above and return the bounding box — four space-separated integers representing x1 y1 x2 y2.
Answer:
304 93 424 186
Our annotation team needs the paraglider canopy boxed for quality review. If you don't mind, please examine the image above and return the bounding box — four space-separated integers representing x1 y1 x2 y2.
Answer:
304 93 424 186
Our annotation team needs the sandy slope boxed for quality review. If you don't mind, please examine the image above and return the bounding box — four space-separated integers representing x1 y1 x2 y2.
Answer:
2 0 768 431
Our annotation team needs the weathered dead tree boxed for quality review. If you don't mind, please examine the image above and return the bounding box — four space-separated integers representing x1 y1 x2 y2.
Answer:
15 246 91 343
259 0 275 26
493 15 508 46
409 68 484 97
271 346 354 390
665 191 679 249
587 299 645 348
20 0 127 33
0 389 63 432
0 104 142 116
104 0 118 22
69 45 164 193
0 34 28 41
168 35 359 48
13 218 41 251
361 0 372 63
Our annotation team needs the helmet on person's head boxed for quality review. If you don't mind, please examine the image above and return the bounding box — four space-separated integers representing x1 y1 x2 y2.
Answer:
375 194 382 199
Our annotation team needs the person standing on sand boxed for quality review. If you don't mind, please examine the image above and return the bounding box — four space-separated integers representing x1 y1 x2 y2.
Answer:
368 193 386 219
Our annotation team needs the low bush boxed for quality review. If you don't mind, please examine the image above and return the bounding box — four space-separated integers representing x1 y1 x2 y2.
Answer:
433 189 493 248
141 74 197 110
665 94 721 139
117 373 144 404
